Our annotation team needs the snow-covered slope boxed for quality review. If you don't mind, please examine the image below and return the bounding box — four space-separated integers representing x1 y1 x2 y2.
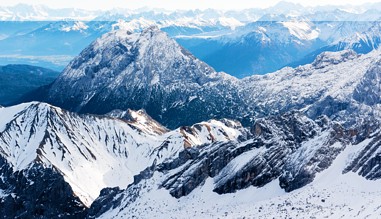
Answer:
91 150 381 218
88 111 381 218
106 109 169 135
0 102 246 208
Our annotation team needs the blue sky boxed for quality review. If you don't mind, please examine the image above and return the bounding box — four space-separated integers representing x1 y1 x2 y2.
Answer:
1 0 381 10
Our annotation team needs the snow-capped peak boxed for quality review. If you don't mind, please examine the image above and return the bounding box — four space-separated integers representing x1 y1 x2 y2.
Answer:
60 21 88 32
0 102 247 206
43 26 234 128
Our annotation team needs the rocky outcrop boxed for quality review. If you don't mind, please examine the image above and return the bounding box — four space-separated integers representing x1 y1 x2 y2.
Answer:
148 112 345 198
343 121 381 179
0 157 87 218
311 50 358 69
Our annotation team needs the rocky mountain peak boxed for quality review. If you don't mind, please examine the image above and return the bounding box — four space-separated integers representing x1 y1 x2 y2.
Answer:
106 108 169 135
38 26 235 128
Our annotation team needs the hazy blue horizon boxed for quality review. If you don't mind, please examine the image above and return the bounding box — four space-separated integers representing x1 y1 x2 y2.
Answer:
2 0 381 11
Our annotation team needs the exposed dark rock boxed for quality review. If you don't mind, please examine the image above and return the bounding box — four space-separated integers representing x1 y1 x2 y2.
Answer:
0 158 87 219
158 111 330 197
86 187 122 219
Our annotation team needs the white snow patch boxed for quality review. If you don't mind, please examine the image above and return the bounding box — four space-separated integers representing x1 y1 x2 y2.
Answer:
280 21 320 40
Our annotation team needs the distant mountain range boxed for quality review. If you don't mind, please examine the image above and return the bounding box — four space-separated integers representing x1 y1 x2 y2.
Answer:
2 2 381 76
3 2 381 22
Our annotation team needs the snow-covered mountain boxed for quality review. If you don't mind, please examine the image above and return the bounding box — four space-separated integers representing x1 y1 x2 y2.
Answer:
2 2 381 22
0 101 247 217
28 27 245 128
2 101 381 217
5 23 381 218
2 18 379 75
325 21 381 54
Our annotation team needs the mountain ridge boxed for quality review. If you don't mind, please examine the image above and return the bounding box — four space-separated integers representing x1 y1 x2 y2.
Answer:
22 27 381 131
0 101 247 209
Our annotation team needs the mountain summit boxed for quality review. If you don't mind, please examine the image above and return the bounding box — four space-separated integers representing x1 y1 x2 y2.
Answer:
36 26 240 128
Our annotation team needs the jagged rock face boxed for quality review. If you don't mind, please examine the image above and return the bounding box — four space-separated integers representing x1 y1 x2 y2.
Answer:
88 111 363 218
3 103 381 218
343 121 381 179
242 49 379 123
109 112 343 200
0 157 87 218
279 122 348 192
87 113 381 219
213 113 347 194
